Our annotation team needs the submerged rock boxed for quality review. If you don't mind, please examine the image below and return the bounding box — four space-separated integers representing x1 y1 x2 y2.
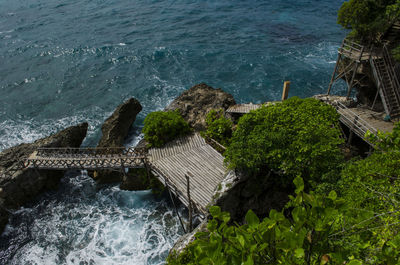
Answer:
165 83 236 131
0 122 88 234
92 98 142 184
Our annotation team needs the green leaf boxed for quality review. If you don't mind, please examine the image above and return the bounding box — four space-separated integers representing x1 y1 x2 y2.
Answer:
293 176 304 194
347 260 362 265
294 248 305 258
209 206 221 218
238 235 245 248
328 190 337 200
245 210 260 228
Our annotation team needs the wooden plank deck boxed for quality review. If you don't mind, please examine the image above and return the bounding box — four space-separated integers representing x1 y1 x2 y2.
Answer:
226 102 278 114
226 103 261 114
318 96 395 145
147 133 226 215
339 107 395 134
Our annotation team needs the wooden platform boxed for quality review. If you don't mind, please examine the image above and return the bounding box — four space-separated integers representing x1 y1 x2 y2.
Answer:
319 96 395 145
147 133 226 215
226 102 278 114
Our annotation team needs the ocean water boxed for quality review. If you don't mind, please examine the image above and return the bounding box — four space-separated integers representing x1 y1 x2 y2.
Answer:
0 0 346 264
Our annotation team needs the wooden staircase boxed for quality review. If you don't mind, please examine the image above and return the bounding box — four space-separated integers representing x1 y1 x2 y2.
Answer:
383 21 400 43
370 46 400 118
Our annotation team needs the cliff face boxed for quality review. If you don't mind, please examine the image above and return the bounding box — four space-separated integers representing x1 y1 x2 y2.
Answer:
166 83 236 131
0 122 88 234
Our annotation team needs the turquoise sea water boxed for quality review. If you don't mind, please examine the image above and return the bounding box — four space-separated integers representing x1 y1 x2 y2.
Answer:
0 0 346 264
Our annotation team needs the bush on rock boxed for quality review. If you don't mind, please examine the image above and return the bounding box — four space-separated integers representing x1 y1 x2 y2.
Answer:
143 110 191 147
224 97 345 186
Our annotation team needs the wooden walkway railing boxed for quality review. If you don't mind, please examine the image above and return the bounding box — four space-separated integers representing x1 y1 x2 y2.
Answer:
23 147 147 170
335 102 378 145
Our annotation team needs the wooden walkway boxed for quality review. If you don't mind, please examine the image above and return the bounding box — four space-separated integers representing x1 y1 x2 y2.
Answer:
19 135 227 216
147 133 226 215
321 98 395 145
226 102 279 114
24 147 146 170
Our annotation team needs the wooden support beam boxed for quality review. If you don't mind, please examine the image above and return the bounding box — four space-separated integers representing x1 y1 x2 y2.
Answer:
166 179 186 234
282 81 290 101
186 173 193 233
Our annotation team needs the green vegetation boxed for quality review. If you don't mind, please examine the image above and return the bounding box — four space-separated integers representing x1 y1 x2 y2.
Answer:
337 0 400 41
166 96 400 264
143 110 191 147
201 109 233 147
168 175 400 264
224 97 344 186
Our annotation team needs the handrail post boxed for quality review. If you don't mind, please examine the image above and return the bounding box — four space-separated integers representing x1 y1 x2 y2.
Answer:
186 173 193 233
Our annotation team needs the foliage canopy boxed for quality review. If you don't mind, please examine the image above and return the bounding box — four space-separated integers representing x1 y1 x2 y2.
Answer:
143 110 191 147
337 0 400 41
167 177 400 265
224 97 344 185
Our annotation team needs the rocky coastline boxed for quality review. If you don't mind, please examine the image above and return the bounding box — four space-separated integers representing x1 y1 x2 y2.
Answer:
0 122 88 234
0 81 370 259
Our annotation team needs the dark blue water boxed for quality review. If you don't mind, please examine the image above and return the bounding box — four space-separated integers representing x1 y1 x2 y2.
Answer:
0 0 346 264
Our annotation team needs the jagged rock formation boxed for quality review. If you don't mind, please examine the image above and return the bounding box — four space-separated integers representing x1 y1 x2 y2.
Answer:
98 98 142 147
92 98 142 184
165 83 236 131
0 122 88 234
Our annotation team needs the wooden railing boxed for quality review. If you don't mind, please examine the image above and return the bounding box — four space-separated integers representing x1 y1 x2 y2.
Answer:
335 102 378 144
23 147 147 170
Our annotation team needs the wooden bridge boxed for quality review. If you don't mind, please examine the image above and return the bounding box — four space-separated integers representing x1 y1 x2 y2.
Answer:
14 134 227 223
23 147 147 170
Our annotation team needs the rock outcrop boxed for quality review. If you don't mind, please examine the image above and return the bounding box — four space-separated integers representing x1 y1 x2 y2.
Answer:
313 94 357 108
92 98 142 184
98 98 142 147
165 83 236 131
0 122 88 234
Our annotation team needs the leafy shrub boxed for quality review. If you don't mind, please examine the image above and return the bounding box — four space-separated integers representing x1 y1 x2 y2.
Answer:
366 121 400 151
224 97 344 185
202 109 233 147
167 177 400 264
143 110 191 147
337 0 400 42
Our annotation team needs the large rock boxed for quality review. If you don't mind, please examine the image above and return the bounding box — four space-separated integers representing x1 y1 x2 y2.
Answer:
212 170 290 223
93 98 142 184
165 83 236 131
98 98 142 147
0 122 88 234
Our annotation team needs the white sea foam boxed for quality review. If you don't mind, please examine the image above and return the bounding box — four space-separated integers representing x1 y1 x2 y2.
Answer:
3 173 183 265
0 109 105 151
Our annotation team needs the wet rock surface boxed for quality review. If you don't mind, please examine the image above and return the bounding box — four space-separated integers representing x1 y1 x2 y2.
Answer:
0 123 88 234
